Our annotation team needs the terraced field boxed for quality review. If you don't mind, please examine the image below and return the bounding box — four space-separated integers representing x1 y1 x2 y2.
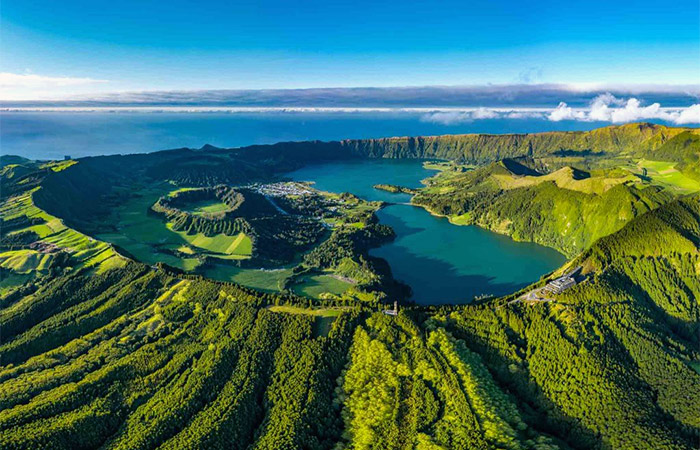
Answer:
1 189 125 274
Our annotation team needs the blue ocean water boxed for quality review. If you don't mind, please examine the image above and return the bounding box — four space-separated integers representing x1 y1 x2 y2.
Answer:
0 111 620 160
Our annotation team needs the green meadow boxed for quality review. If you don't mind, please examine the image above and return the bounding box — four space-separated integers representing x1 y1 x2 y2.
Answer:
184 198 230 215
95 184 252 272
636 159 700 193
268 304 351 337
0 189 124 275
292 273 353 299
203 264 294 292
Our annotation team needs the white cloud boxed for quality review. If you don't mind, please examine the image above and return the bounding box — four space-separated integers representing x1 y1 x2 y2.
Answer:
0 72 109 100
505 111 544 119
548 93 700 125
0 72 108 88
421 107 541 124
675 104 700 125
548 102 587 121
471 107 500 119
421 111 472 124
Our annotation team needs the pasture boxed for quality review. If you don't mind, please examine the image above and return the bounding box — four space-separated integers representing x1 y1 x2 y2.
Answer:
268 304 351 336
637 159 700 193
203 265 293 292
292 273 353 299
184 199 230 215
95 184 252 273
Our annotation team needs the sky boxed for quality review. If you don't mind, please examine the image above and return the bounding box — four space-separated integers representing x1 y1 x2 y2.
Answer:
1 0 699 102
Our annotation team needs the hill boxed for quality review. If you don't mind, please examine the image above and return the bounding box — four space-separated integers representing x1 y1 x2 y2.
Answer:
0 193 698 449
1 122 699 449
413 161 675 256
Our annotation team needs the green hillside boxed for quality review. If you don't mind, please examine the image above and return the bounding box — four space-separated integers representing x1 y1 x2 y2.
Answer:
1 123 699 449
413 161 676 257
0 194 698 449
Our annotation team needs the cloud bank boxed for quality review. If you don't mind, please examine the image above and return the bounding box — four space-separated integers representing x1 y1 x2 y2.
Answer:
1 76 698 124
0 73 109 88
2 82 698 108
420 94 700 125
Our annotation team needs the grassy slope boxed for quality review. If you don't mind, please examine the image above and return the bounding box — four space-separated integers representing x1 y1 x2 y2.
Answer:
1 128 700 448
2 194 698 449
414 161 678 257
1 189 125 275
292 273 353 299
343 122 700 166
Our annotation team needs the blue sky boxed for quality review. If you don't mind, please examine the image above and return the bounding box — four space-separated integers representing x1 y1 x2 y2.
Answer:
1 0 699 99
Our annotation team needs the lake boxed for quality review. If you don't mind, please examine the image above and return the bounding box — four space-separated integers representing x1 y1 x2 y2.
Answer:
4 111 572 303
289 160 566 304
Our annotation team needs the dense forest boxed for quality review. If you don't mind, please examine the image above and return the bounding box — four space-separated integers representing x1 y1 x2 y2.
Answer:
1 123 699 449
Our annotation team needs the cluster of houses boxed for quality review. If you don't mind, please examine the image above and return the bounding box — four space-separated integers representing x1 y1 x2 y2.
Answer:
253 182 313 197
28 241 60 254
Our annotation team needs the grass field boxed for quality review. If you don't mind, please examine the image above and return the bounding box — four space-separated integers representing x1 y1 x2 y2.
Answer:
203 265 293 292
0 272 32 295
267 304 347 317
637 160 700 193
494 166 636 195
94 184 252 272
0 250 54 273
168 226 252 256
0 190 124 275
292 273 353 299
185 199 230 216
268 304 350 337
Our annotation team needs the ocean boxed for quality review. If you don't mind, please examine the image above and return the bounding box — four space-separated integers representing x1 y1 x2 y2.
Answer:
0 111 626 160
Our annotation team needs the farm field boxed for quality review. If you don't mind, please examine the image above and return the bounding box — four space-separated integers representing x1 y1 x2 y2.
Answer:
95 183 253 272
168 226 252 257
292 273 353 299
636 159 700 193
0 190 124 275
203 264 294 292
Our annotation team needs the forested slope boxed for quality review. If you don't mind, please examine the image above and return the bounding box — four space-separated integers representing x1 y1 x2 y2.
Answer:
342 122 700 171
1 194 699 450
2 123 700 449
412 161 675 256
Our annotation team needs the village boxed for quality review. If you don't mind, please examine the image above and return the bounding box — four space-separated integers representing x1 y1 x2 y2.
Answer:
251 181 314 197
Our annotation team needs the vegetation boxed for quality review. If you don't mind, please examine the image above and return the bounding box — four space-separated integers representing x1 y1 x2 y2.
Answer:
1 122 699 449
413 159 677 257
373 184 419 194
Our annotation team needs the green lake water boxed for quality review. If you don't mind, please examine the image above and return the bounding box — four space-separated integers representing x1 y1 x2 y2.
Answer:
289 160 566 304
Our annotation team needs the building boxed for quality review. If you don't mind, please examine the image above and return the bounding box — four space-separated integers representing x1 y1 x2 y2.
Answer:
383 301 398 316
543 275 576 294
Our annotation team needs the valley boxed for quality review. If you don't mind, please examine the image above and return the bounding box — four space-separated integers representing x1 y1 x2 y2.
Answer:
1 122 699 449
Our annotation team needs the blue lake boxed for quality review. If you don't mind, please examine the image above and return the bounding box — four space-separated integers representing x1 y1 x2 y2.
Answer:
3 111 573 303
289 160 566 304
